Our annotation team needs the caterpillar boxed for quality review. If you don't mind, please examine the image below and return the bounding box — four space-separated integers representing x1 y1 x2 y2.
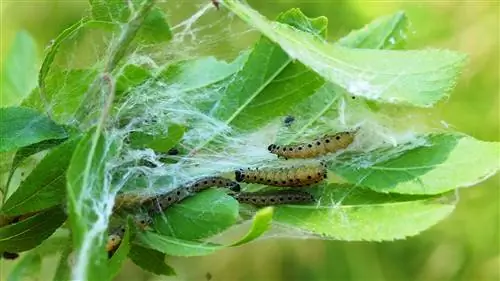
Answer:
133 213 153 230
235 163 327 187
268 131 355 159
106 226 126 257
186 176 240 193
234 190 315 206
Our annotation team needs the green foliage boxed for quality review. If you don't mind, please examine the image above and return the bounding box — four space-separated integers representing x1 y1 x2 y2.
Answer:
2 137 79 215
153 189 239 240
128 245 176 276
0 207 66 253
0 31 38 107
0 107 67 153
0 0 498 279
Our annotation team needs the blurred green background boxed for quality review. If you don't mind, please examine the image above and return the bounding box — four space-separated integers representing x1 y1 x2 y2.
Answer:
0 1 498 280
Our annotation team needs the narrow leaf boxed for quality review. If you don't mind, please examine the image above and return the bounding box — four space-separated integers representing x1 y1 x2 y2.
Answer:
2 137 80 215
11 138 68 170
0 107 67 152
66 130 116 281
108 220 132 280
334 134 499 194
0 207 66 252
231 206 273 246
273 186 454 241
153 189 239 241
0 31 38 107
136 231 223 257
129 245 176 276
222 0 467 107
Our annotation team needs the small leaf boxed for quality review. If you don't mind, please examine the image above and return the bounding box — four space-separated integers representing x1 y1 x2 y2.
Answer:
129 124 185 153
2 137 80 215
0 31 38 107
334 134 499 194
337 11 408 49
213 9 327 130
108 220 132 280
0 207 66 252
0 107 67 153
231 207 273 246
137 7 172 44
128 245 176 276
223 1 467 107
136 231 223 257
66 130 117 281
153 189 239 241
273 186 454 241
7 251 41 281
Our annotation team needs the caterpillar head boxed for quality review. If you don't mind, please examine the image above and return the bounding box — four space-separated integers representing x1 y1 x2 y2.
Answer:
228 182 241 192
267 144 276 151
235 169 245 182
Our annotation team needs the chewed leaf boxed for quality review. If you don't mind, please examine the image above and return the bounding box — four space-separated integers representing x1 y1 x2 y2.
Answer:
129 245 176 276
153 189 239 241
231 206 273 246
212 9 327 130
273 186 454 241
333 134 500 195
0 207 66 253
222 0 467 107
0 107 67 153
136 231 223 257
336 11 408 49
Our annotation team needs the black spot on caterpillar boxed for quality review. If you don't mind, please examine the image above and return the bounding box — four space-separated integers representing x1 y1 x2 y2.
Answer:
134 213 153 230
235 163 327 187
268 131 355 159
233 190 315 206
2 252 19 260
186 176 240 193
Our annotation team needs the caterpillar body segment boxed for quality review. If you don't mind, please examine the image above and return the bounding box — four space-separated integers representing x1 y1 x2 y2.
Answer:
186 176 240 193
268 131 355 159
234 190 315 206
106 226 126 257
147 188 191 214
133 213 153 230
235 164 327 187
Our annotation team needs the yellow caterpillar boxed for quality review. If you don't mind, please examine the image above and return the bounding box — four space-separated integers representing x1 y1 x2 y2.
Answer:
234 190 315 206
235 163 327 187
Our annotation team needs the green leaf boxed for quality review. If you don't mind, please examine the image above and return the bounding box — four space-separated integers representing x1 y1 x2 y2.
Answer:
108 220 132 280
213 9 327 130
283 12 411 142
136 231 224 257
25 69 99 124
223 1 467 107
11 138 68 170
52 244 72 281
0 107 67 153
153 189 239 241
0 31 38 107
89 0 130 22
116 64 152 93
137 7 172 44
66 130 117 281
333 134 499 195
231 207 273 246
337 11 408 49
129 124 185 153
2 137 80 215
128 245 176 276
0 207 66 252
7 251 41 281
273 186 454 241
